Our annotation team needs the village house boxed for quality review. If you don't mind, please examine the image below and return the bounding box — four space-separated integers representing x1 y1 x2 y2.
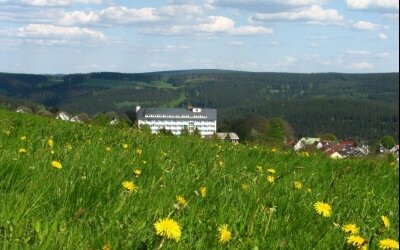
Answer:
216 132 240 144
136 105 217 137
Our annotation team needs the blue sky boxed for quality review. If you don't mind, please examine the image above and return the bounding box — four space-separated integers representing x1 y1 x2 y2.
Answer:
0 0 398 74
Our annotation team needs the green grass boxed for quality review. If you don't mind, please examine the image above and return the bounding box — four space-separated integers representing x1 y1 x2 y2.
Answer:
0 109 398 249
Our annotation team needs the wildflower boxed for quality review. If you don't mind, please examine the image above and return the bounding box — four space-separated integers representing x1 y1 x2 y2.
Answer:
66 144 72 150
381 216 390 229
18 148 27 154
122 181 138 192
218 160 224 167
307 188 312 193
20 136 27 141
106 147 112 152
176 195 188 207
142 160 147 164
51 160 62 169
136 148 142 155
271 148 277 152
122 144 128 149
267 175 275 183
314 201 332 217
199 186 207 197
342 224 359 235
256 166 263 172
47 138 54 148
347 235 367 247
241 183 250 191
267 168 276 174
378 238 399 249
134 169 141 177
154 218 181 242
102 243 112 250
218 224 232 244
294 181 303 189
51 150 55 154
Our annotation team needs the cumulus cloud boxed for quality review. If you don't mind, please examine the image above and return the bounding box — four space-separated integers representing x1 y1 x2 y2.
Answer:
352 20 379 30
208 0 326 12
250 5 343 23
140 15 273 36
345 0 398 10
1 23 106 44
14 0 102 7
378 33 389 39
349 61 373 70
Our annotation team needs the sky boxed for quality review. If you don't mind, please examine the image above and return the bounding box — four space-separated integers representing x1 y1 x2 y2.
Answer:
0 0 398 74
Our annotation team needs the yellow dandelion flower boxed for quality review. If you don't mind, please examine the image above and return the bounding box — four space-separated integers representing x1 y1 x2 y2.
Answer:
199 186 207 197
122 144 128 149
176 195 188 207
102 243 112 250
51 150 55 154
106 147 112 152
381 216 390 229
20 136 27 141
294 181 303 189
271 148 277 152
136 148 142 155
47 138 54 148
241 183 250 191
51 160 62 169
142 160 147 164
267 175 275 183
18 148 27 154
134 169 142 176
218 224 232 244
122 181 138 192
347 235 367 247
342 224 359 235
314 201 332 217
379 238 399 249
267 168 276 174
154 218 181 242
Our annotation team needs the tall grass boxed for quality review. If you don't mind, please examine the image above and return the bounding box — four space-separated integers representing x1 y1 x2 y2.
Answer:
0 109 398 249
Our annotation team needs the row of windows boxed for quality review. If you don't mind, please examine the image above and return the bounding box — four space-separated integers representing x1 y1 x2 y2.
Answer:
142 120 215 123
144 114 207 118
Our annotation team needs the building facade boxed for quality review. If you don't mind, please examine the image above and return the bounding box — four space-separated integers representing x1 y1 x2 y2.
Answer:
136 106 217 137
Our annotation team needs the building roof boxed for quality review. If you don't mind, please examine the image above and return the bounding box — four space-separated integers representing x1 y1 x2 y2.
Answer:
217 132 239 140
137 107 217 120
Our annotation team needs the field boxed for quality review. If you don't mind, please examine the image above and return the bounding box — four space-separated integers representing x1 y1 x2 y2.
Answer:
0 109 398 249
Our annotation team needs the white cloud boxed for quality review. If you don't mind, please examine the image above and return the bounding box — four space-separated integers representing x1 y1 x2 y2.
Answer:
250 5 343 23
227 41 243 46
352 20 379 30
375 52 391 58
349 61 373 70
345 0 399 10
208 0 326 12
346 50 371 55
197 16 235 32
378 33 389 39
2 24 105 40
21 0 102 6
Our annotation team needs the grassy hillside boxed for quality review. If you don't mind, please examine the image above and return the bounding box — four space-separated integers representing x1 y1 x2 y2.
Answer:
0 109 398 249
0 71 398 140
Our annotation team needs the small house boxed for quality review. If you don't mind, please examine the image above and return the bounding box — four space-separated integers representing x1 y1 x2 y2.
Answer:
216 132 240 144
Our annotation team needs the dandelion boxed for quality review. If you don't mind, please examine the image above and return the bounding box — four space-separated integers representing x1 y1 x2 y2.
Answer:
381 216 390 229
218 224 232 244
271 148 277 152
47 138 54 148
18 148 27 154
134 169 141 176
51 150 55 155
267 175 275 183
142 160 147 164
294 181 303 189
199 186 207 197
267 168 276 174
102 243 112 250
176 195 188 207
314 201 332 217
347 235 366 247
122 181 138 192
218 160 224 167
122 144 128 149
241 183 250 191
106 147 112 152
136 148 142 155
342 224 359 235
154 218 181 242
51 160 62 169
20 136 27 141
378 238 399 249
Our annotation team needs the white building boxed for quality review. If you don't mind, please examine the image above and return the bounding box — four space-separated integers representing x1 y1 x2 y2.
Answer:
136 105 217 137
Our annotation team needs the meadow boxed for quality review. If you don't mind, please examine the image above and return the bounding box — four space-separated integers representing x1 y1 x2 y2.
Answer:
0 109 398 249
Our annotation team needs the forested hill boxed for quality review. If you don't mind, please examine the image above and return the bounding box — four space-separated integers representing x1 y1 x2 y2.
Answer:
0 70 398 140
